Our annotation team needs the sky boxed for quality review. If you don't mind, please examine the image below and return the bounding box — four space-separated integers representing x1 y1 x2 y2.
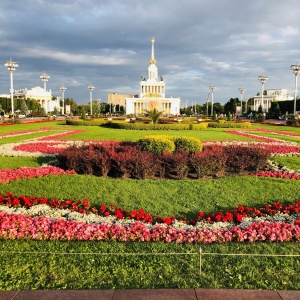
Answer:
0 0 300 106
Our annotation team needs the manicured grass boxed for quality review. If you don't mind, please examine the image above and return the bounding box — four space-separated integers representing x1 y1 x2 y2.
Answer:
0 156 53 170
0 131 64 145
0 175 299 219
0 122 60 134
252 132 300 145
271 156 300 171
0 240 299 290
1 121 300 290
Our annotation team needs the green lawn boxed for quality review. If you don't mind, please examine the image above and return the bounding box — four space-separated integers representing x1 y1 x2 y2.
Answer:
1 121 300 290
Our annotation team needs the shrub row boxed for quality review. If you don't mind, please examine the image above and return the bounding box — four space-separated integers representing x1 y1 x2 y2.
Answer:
207 121 251 128
56 143 270 180
106 122 192 130
138 135 203 154
66 119 109 126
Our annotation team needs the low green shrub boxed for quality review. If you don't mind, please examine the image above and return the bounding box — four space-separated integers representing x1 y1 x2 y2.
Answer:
143 135 202 153
107 122 191 130
66 119 108 126
208 121 251 128
189 123 209 130
172 136 203 153
138 136 175 154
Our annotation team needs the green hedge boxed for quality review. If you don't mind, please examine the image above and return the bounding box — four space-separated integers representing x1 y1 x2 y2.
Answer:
189 123 209 130
66 119 108 126
106 122 191 130
137 137 175 154
141 135 202 153
173 136 203 152
207 121 251 128
66 119 250 129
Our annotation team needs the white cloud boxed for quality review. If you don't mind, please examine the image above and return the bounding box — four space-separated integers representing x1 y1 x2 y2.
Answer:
279 26 298 36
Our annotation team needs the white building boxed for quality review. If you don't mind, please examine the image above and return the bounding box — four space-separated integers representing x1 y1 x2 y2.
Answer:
253 89 293 112
14 86 60 114
126 38 181 115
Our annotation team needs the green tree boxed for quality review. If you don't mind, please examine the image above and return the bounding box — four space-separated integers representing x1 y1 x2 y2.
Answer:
213 102 224 114
20 99 28 115
53 106 60 116
64 98 78 114
224 98 239 115
81 108 86 120
268 102 281 119
145 109 163 124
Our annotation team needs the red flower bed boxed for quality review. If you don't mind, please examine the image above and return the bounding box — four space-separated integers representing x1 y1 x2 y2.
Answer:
256 171 300 180
1 192 299 225
0 167 76 184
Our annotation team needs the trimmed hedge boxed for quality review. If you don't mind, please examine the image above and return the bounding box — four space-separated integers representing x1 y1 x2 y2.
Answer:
106 122 191 130
141 135 203 153
172 136 203 153
138 137 175 154
189 123 209 130
66 119 109 126
207 121 251 128
66 119 250 129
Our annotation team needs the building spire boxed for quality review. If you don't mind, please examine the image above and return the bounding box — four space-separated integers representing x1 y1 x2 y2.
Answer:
150 37 156 65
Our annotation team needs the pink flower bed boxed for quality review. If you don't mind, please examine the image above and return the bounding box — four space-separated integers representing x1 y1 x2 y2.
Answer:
255 128 300 137
256 171 300 180
13 142 70 154
0 212 299 243
0 166 76 184
38 130 85 140
224 130 284 143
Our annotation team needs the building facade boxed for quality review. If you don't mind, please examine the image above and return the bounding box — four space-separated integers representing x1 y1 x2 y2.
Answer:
108 93 136 112
125 38 181 115
253 89 293 112
14 86 60 113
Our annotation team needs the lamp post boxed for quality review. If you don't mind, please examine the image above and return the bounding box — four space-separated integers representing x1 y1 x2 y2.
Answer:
244 98 248 114
60 86 67 115
40 72 50 113
87 83 95 115
97 98 101 115
4 58 18 114
239 88 245 115
258 76 268 112
290 64 300 115
209 86 216 116
40 71 50 91
206 93 210 116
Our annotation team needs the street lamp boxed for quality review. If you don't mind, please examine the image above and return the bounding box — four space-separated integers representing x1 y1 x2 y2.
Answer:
60 86 67 115
239 88 245 115
209 86 216 116
290 64 300 115
4 58 18 114
97 98 101 114
40 71 50 91
244 98 248 114
87 83 95 115
206 93 210 116
40 72 50 113
258 76 268 112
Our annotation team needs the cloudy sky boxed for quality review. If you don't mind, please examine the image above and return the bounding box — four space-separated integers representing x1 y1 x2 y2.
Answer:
0 0 299 106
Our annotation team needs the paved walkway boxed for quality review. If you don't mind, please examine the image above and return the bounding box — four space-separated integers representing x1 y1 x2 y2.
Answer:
0 289 299 300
